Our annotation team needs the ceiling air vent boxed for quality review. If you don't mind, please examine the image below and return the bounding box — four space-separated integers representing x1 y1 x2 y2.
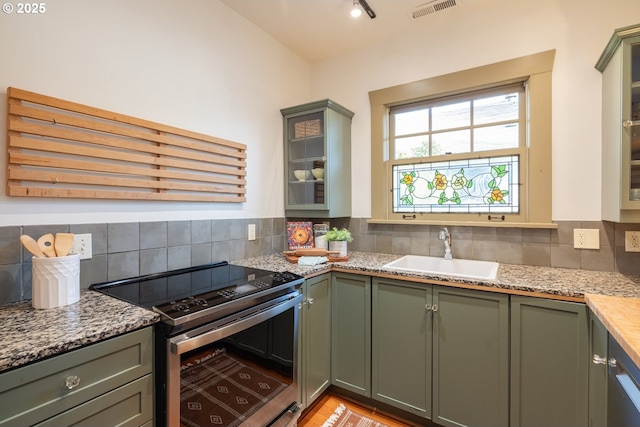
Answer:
409 0 461 20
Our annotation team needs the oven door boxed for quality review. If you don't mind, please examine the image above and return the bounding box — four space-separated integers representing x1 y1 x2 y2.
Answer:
165 291 303 427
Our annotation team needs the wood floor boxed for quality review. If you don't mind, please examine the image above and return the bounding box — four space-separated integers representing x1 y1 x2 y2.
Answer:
297 393 412 427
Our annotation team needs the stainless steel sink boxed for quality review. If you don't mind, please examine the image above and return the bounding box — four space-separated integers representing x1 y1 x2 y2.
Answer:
382 255 499 280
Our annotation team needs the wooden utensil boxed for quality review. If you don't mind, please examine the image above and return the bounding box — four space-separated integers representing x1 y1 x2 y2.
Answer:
285 248 340 257
37 233 57 257
20 235 46 258
54 233 74 257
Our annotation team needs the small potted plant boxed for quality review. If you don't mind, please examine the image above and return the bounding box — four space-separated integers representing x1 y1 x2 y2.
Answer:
324 227 353 258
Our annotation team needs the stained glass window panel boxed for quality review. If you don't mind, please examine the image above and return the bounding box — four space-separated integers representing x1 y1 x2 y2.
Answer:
392 155 520 214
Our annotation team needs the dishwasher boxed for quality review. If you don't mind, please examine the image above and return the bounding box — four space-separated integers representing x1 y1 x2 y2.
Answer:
608 334 640 426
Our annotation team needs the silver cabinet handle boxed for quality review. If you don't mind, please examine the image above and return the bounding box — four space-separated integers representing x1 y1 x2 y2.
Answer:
623 120 634 128
593 354 607 365
425 304 439 312
308 298 315 305
609 358 618 368
65 375 81 390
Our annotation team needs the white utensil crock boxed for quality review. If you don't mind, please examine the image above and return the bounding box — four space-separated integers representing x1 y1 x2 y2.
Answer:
32 253 80 309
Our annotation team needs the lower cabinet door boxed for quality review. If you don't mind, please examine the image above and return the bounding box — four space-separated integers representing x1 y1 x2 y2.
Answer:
300 273 332 409
511 296 588 427
589 310 608 427
331 273 371 397
432 286 509 427
34 374 153 427
372 278 431 419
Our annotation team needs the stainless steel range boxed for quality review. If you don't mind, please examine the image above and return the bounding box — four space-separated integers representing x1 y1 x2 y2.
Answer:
91 262 304 427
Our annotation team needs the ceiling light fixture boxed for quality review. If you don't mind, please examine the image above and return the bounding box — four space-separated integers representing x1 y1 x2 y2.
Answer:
350 0 362 17
350 0 376 19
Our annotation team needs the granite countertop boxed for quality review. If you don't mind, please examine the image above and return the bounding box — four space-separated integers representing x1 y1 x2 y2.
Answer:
234 251 640 299
3 250 640 376
0 290 160 373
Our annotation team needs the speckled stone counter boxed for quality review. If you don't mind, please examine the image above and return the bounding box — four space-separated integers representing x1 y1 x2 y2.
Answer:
234 251 640 299
0 290 159 374
3 251 639 376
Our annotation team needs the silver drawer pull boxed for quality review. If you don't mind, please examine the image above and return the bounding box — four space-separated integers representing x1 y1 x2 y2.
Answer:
609 358 618 368
65 375 81 390
307 298 315 305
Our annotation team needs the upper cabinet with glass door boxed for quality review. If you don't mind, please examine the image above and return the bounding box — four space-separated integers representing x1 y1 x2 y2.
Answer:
597 24 640 222
281 100 354 218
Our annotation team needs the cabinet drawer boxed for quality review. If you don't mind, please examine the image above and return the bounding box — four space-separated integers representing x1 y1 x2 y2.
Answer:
0 327 152 427
34 374 153 427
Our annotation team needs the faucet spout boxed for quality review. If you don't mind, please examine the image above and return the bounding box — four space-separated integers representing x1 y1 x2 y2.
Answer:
439 227 453 260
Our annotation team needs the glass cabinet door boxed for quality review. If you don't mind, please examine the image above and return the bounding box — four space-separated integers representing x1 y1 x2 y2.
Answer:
286 111 326 208
630 41 640 201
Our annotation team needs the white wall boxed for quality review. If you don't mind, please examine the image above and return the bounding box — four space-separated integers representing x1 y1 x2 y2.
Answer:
0 0 310 226
310 0 640 221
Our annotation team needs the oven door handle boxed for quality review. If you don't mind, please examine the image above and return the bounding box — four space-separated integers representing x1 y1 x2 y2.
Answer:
169 292 303 355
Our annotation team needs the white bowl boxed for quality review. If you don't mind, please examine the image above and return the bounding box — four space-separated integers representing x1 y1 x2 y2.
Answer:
312 168 325 180
293 170 310 181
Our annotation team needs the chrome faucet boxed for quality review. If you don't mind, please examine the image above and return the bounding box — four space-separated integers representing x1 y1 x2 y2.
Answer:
439 227 453 260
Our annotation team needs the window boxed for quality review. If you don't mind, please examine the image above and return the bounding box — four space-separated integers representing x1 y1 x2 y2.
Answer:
369 50 555 226
391 84 524 215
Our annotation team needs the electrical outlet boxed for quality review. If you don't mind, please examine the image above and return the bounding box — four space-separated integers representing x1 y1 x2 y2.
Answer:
248 224 256 241
625 231 640 252
573 229 600 249
71 233 92 260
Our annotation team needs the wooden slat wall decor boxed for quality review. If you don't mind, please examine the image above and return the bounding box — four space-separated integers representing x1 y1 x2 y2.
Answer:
6 87 247 202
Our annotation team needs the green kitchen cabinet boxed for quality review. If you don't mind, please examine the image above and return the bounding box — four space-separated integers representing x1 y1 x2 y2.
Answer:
372 277 431 418
281 99 354 218
510 296 588 427
588 309 608 427
432 286 509 427
331 272 371 397
298 273 332 410
371 278 509 426
0 327 153 427
597 24 640 222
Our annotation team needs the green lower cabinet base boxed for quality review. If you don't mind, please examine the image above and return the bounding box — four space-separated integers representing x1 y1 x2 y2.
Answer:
327 274 591 427
372 278 431 419
34 375 153 427
510 296 589 427
0 327 153 427
299 273 332 410
589 310 608 427
432 286 509 427
331 273 371 397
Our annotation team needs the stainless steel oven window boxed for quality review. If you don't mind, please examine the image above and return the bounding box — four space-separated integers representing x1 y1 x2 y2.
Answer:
165 291 303 427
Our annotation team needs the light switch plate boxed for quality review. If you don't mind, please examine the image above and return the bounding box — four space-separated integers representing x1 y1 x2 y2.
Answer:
573 229 600 250
71 233 92 259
